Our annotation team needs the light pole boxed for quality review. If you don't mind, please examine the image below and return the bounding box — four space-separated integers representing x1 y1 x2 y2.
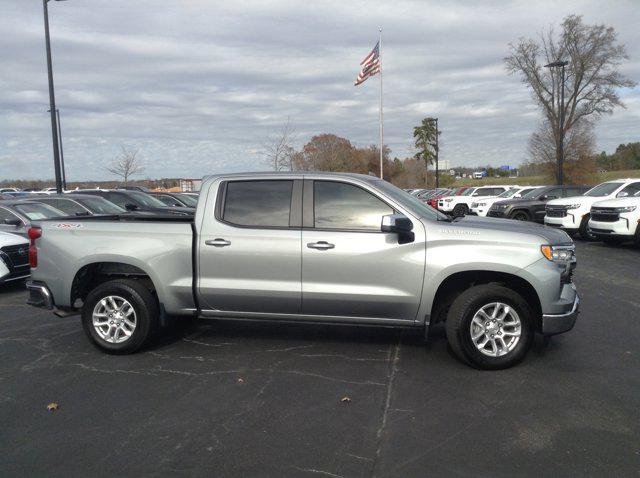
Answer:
56 109 67 189
427 117 439 188
43 0 66 194
545 60 569 186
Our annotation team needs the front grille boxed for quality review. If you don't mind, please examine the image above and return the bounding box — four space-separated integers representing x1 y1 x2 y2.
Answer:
591 208 619 222
0 243 30 280
1 244 29 267
546 207 567 218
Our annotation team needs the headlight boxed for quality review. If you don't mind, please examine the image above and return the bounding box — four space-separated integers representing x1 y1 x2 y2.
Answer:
444 198 453 202
565 204 582 210
477 202 486 207
541 245 575 262
615 206 636 213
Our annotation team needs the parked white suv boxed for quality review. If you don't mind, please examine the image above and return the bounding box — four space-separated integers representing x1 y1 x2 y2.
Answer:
0 232 30 285
470 186 542 217
588 189 640 245
544 178 640 239
438 185 516 216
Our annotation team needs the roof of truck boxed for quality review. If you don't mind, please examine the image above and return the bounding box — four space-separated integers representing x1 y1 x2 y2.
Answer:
202 171 381 181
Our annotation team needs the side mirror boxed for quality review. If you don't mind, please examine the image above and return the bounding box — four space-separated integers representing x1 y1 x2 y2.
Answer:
539 195 548 201
616 191 629 198
381 214 414 244
3 218 22 226
124 203 138 211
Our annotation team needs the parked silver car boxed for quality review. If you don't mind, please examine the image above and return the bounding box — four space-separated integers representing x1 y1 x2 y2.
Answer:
26 172 579 369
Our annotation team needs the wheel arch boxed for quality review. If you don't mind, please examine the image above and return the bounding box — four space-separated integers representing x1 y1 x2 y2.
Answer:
70 261 159 308
428 270 542 329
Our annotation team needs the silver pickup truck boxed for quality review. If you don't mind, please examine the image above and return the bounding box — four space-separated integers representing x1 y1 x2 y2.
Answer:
25 172 579 369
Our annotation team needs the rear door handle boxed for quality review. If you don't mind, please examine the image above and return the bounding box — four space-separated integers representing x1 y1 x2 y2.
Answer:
205 238 231 247
307 241 335 250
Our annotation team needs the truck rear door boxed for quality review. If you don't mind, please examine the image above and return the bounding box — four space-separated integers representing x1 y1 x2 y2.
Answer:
197 179 302 314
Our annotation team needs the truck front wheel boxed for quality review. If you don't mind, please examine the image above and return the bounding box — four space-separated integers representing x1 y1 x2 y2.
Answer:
446 284 534 370
81 279 159 354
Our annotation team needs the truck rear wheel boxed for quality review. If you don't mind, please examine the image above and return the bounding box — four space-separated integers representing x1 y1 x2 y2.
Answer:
452 204 468 216
446 284 534 370
81 279 158 354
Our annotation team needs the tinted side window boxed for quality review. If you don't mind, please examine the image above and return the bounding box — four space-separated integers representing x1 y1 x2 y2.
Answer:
105 193 129 208
51 199 86 215
564 187 585 196
0 207 21 223
223 180 292 227
314 181 393 230
544 188 561 199
619 182 640 196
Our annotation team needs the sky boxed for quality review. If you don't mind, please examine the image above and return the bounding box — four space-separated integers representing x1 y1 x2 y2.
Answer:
0 0 638 181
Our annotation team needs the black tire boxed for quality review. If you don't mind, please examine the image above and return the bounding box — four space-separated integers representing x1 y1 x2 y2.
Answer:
578 215 596 241
452 204 468 216
510 210 531 222
446 284 535 370
81 279 159 354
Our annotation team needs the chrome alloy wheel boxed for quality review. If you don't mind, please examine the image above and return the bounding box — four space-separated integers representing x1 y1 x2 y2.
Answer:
92 295 137 344
470 302 521 357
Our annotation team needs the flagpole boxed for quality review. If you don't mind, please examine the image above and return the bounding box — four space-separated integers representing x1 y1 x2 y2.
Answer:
378 27 383 179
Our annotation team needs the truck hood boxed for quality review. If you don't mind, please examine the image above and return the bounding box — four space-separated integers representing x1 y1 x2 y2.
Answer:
591 197 640 208
546 196 598 208
443 215 572 245
0 231 29 247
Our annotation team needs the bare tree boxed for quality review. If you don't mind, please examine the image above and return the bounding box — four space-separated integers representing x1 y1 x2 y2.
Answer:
107 146 144 187
529 119 596 183
264 118 297 171
505 15 635 181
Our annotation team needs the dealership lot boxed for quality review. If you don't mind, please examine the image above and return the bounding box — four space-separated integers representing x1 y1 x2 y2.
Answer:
0 241 638 477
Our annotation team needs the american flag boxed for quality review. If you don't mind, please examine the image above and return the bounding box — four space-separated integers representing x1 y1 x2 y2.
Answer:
354 42 380 86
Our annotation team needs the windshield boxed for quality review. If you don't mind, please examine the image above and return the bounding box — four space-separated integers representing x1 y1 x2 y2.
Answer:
176 193 198 207
79 197 126 214
126 191 168 208
373 180 450 221
14 203 66 220
460 188 476 196
584 182 623 197
497 188 519 198
520 188 545 199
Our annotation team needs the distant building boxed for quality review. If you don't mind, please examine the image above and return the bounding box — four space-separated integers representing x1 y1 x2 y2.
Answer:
179 178 202 192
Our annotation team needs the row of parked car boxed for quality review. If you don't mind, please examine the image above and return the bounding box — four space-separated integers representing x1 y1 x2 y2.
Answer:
0 188 199 285
407 178 640 245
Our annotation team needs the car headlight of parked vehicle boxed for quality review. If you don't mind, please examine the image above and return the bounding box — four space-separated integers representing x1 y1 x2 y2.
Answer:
540 245 575 262
443 198 453 202
613 206 636 213
565 204 582 210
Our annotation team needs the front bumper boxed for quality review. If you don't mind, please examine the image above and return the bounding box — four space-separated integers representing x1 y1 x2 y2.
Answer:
541 295 579 335
544 212 582 230
589 217 637 237
26 280 54 310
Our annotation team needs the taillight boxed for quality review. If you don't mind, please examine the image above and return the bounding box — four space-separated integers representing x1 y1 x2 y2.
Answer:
28 227 41 268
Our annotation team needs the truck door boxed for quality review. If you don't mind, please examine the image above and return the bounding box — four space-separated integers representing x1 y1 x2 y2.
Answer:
198 179 302 314
300 179 425 321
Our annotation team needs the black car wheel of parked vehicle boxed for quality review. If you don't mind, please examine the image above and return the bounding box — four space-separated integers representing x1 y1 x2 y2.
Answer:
511 210 531 221
452 204 469 216
445 284 534 370
81 279 158 354
579 215 597 241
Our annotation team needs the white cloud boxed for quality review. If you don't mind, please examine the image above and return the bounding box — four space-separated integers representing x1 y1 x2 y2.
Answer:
0 0 638 180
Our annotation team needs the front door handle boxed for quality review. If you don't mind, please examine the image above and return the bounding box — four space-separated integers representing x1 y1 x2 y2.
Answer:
307 241 335 250
205 238 231 247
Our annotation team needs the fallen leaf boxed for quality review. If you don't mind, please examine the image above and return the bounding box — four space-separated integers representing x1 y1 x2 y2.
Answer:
340 396 351 404
47 402 59 412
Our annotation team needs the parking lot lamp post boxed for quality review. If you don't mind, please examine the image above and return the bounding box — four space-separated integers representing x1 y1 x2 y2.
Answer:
43 0 66 194
545 60 569 186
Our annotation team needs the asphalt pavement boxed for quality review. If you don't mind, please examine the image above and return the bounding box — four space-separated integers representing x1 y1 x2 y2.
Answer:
0 241 638 477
